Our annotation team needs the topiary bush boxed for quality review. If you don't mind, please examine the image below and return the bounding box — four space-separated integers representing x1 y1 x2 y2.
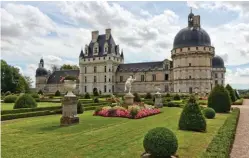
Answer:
130 108 138 118
93 97 99 103
31 93 39 98
173 94 181 100
143 127 178 158
4 91 11 96
133 93 141 102
77 101 84 114
226 84 236 103
178 95 207 132
93 89 99 96
145 92 152 99
203 107 216 119
4 95 18 103
55 90 61 96
14 94 37 109
166 93 170 97
38 90 43 95
208 85 231 113
84 92 90 99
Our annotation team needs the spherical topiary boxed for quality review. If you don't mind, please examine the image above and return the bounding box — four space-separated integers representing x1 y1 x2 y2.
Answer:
31 93 39 99
166 93 171 97
133 93 141 102
143 127 178 158
178 95 207 132
173 94 181 100
225 84 236 103
4 95 18 103
38 90 43 95
14 94 37 109
55 90 61 96
208 85 231 113
84 92 90 99
203 107 216 119
93 97 99 103
77 101 84 114
145 92 152 99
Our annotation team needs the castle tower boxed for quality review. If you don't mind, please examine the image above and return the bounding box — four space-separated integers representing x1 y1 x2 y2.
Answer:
35 58 48 92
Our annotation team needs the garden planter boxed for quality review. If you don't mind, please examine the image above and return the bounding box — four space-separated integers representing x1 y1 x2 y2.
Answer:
64 80 76 97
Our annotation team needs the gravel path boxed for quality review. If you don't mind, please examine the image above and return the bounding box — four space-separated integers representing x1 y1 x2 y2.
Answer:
230 99 249 158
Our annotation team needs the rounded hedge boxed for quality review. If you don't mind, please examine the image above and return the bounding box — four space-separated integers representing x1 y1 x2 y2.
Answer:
77 101 84 114
14 94 37 109
93 97 99 103
143 127 178 158
173 94 181 100
31 93 39 99
4 95 18 103
145 92 152 99
208 85 231 113
178 96 207 132
133 93 141 102
225 84 236 103
84 92 90 99
203 108 216 119
55 90 61 96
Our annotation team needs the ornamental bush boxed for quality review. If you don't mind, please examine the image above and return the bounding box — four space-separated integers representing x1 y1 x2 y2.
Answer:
145 92 152 99
38 90 43 95
226 84 236 103
93 89 99 96
178 95 207 132
4 91 11 96
130 108 138 118
77 101 84 114
14 94 37 109
31 93 39 99
93 97 99 103
4 95 18 103
55 90 61 96
208 85 231 113
143 127 178 158
173 94 181 100
133 93 141 102
203 107 216 119
84 92 90 99
166 93 171 97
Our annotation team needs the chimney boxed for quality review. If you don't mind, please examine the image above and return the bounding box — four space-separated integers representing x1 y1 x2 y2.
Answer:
193 15 201 28
92 30 99 42
105 28 111 40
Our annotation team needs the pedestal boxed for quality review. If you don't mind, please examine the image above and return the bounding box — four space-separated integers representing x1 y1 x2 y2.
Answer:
124 93 134 105
60 95 79 126
154 92 163 108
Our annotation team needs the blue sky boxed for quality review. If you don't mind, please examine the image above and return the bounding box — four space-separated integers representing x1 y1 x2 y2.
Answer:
1 1 249 89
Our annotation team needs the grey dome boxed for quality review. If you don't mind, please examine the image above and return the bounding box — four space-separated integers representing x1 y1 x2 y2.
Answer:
212 56 225 68
173 27 211 49
36 67 48 77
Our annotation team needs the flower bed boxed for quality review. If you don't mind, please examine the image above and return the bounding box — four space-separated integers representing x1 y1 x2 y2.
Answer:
93 104 161 119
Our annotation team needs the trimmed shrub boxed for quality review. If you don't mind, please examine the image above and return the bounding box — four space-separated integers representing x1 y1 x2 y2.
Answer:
14 94 37 109
226 84 236 103
38 90 43 95
173 94 181 100
166 98 171 102
233 99 243 105
143 127 178 158
144 92 152 99
1 106 61 115
55 90 61 96
130 108 138 118
108 108 116 116
84 92 91 99
133 93 141 102
31 93 39 99
4 91 11 96
93 97 99 103
93 89 99 96
166 93 170 97
178 96 207 132
165 102 180 107
4 95 18 103
77 101 84 114
208 85 231 113
94 106 103 114
203 108 216 119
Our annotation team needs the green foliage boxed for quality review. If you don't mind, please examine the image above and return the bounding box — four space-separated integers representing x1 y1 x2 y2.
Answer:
208 85 231 113
143 127 178 158
130 108 138 118
93 89 99 96
84 92 91 99
233 98 243 105
201 108 240 158
203 108 216 119
166 93 170 97
77 101 84 114
144 92 152 99
60 64 79 70
173 94 181 100
178 96 207 132
133 93 141 102
14 94 37 109
4 91 11 96
64 75 77 80
38 90 43 95
94 107 103 114
93 97 99 103
31 93 39 99
1 106 61 115
164 102 180 107
225 84 236 102
55 90 61 96
4 95 18 103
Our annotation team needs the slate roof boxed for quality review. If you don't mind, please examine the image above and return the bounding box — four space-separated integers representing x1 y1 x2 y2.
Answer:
212 56 225 68
36 67 48 77
117 61 164 72
46 70 79 84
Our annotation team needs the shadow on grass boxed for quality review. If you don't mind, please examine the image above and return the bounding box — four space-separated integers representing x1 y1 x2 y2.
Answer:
40 125 62 131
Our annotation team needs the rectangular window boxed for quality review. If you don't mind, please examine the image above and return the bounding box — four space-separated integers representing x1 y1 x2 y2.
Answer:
196 47 198 50
112 85 114 93
221 74 223 78
104 66 106 72
189 63 191 66
120 76 123 82
215 73 218 78
188 47 190 50
104 76 106 82
141 75 145 82
84 86 87 92
85 67 87 73
94 66 97 73
85 76 87 83
189 75 191 79
165 74 169 80
109 78 111 82
104 85 106 93
215 80 218 85
94 76 97 82
152 74 156 81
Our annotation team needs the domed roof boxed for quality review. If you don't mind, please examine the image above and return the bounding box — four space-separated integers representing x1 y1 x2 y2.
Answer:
36 67 48 77
212 56 225 68
173 27 211 49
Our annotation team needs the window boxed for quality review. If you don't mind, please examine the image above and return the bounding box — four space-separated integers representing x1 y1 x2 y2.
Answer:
94 66 97 73
188 47 190 50
189 75 191 79
222 80 224 85
112 85 114 93
152 74 156 81
165 74 169 80
109 89 111 92
215 80 218 85
94 47 98 54
189 63 191 66
104 76 106 82
109 78 111 82
105 47 108 53
180 48 182 52
141 75 145 82
221 74 224 78
85 67 87 73
104 66 106 72
109 68 111 72
204 47 206 50
112 76 114 82
94 76 97 82
104 57 105 60
215 73 218 78
85 86 87 92
104 85 106 93
85 76 87 83
109 57 111 60
120 76 123 82
209 48 211 51
196 47 198 50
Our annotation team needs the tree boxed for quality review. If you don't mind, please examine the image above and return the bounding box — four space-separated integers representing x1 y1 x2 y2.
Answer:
60 64 79 70
225 84 236 102
51 65 60 72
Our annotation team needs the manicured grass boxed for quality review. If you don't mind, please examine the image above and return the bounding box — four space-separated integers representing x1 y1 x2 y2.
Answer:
1 102 61 110
2 107 229 158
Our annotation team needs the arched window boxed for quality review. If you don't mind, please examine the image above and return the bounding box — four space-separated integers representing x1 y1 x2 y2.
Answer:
104 66 107 72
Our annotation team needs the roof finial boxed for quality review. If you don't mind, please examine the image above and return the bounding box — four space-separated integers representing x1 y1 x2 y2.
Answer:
190 7 192 13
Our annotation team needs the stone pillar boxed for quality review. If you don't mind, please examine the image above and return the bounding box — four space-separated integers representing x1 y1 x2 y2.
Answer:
124 93 134 105
60 96 79 126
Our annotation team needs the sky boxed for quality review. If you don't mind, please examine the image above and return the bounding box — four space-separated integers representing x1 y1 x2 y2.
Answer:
1 1 249 89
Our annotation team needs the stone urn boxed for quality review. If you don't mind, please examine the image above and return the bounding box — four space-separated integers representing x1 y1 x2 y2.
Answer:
64 80 76 97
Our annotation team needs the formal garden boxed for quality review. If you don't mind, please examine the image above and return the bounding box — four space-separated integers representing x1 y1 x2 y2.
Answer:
1 82 247 158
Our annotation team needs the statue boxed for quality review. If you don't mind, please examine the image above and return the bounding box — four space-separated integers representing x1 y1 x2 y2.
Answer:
124 76 136 94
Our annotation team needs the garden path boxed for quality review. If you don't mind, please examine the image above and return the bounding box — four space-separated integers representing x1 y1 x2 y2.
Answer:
230 99 249 158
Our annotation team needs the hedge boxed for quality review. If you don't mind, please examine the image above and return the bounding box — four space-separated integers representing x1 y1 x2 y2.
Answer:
1 106 62 115
201 108 240 158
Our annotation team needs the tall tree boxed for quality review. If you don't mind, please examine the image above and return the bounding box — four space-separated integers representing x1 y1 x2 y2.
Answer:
51 65 60 72
225 84 236 102
60 64 79 70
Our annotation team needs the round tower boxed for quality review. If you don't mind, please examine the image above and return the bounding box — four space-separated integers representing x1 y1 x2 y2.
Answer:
35 58 48 92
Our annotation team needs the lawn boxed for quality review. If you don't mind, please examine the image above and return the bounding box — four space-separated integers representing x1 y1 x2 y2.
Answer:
1 102 61 110
1 107 229 158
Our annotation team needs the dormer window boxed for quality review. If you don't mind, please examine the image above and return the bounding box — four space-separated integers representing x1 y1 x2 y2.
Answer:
85 45 88 55
104 42 108 54
93 42 99 55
